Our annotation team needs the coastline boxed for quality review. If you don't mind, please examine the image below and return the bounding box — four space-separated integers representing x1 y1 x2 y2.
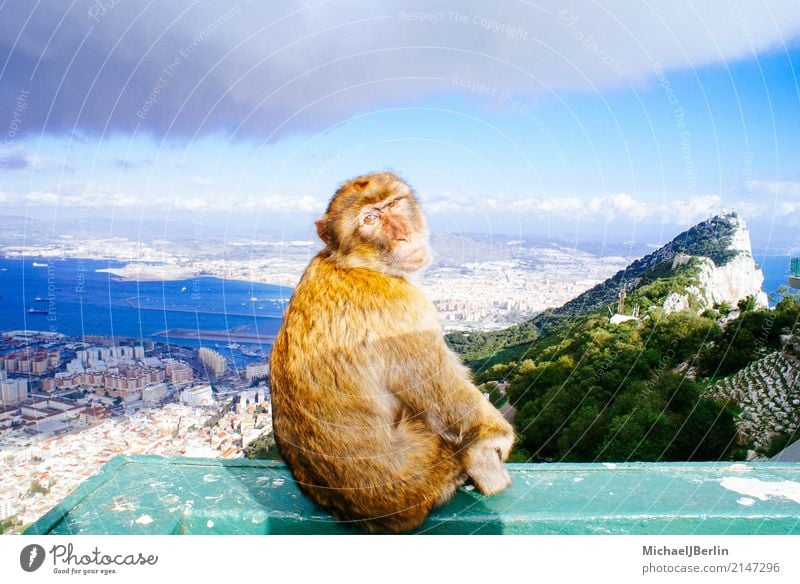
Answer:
95 264 202 282
93 262 300 288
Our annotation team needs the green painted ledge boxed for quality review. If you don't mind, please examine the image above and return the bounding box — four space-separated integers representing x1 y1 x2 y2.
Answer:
24 455 800 535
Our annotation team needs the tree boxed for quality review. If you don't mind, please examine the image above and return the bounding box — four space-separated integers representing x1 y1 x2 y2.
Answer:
29 480 50 495
0 516 17 535
244 433 281 460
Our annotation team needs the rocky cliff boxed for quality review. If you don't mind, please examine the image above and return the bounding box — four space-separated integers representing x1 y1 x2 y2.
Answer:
664 214 768 313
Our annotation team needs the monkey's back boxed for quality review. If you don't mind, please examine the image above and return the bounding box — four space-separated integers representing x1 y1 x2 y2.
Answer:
270 253 462 530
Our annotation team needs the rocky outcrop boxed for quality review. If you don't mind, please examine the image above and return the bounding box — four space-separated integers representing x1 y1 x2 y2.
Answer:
662 214 767 313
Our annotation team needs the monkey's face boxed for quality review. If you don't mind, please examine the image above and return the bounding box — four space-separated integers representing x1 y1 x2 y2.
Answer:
318 172 431 277
353 193 429 274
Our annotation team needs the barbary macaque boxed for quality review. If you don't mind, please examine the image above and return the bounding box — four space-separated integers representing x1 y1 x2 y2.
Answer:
270 171 514 532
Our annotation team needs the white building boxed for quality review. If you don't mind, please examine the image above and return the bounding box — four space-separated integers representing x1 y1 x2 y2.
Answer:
199 348 227 376
0 498 15 521
21 398 82 424
0 377 28 405
180 384 214 407
0 405 22 428
245 362 269 382
237 388 270 414
142 383 168 404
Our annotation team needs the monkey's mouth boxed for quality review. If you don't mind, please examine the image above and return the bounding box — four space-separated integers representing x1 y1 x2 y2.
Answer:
395 242 428 270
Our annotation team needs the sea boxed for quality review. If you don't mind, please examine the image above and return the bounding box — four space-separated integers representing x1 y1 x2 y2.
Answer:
0 258 289 363
0 255 794 348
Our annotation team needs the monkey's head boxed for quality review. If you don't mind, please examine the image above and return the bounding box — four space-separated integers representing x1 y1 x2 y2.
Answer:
316 172 430 277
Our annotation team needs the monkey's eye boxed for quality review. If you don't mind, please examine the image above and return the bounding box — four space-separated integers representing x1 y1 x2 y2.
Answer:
361 212 379 226
386 197 404 209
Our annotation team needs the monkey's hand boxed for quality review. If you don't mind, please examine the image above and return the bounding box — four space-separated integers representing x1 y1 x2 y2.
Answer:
464 432 514 496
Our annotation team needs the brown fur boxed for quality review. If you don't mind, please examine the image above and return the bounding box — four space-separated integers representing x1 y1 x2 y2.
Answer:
270 171 514 533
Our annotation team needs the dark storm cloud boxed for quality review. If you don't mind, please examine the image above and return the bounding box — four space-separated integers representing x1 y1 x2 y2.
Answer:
1 0 799 141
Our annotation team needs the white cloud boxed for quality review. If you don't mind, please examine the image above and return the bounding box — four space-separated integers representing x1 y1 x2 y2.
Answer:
27 191 60 205
17 181 800 226
775 201 800 216
664 194 724 225
20 182 324 214
0 191 18 204
423 190 735 225
1 1 799 139
240 195 321 214
746 180 800 198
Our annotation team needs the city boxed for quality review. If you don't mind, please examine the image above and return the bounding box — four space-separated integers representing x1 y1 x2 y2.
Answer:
0 330 272 533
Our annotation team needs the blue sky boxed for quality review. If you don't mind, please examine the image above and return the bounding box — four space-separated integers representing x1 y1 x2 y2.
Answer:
1 1 799 250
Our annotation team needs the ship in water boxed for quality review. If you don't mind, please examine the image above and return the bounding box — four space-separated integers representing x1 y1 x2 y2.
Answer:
241 345 264 357
32 262 48 267
27 308 49 315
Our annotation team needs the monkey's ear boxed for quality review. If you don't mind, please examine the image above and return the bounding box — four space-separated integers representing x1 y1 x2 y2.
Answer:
315 218 332 245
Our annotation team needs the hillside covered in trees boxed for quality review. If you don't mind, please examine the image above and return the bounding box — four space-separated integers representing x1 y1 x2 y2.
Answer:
457 214 800 462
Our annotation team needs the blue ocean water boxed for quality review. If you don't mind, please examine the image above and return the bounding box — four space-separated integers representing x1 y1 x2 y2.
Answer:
0 254 793 343
759 255 794 306
0 258 289 349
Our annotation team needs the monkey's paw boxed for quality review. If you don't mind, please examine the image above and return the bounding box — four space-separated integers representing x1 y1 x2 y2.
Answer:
465 436 513 496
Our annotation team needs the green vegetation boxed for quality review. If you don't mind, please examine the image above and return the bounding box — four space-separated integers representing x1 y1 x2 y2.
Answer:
0 516 17 534
464 234 800 462
29 480 50 495
498 308 740 462
760 432 800 459
244 433 282 460
700 295 800 377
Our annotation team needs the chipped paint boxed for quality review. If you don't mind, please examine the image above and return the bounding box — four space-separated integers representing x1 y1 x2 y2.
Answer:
721 477 800 505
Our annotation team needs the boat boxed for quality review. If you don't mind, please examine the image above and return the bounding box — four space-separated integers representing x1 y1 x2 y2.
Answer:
180 286 187 292
34 296 48 302
28 308 48 315
0 267 8 272
241 345 262 357
225 342 241 350
32 262 48 267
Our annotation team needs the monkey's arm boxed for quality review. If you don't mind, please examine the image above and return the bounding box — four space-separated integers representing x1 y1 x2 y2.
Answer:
386 331 513 448
385 334 514 495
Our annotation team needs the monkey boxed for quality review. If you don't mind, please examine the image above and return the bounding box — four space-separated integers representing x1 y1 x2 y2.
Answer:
270 171 514 533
